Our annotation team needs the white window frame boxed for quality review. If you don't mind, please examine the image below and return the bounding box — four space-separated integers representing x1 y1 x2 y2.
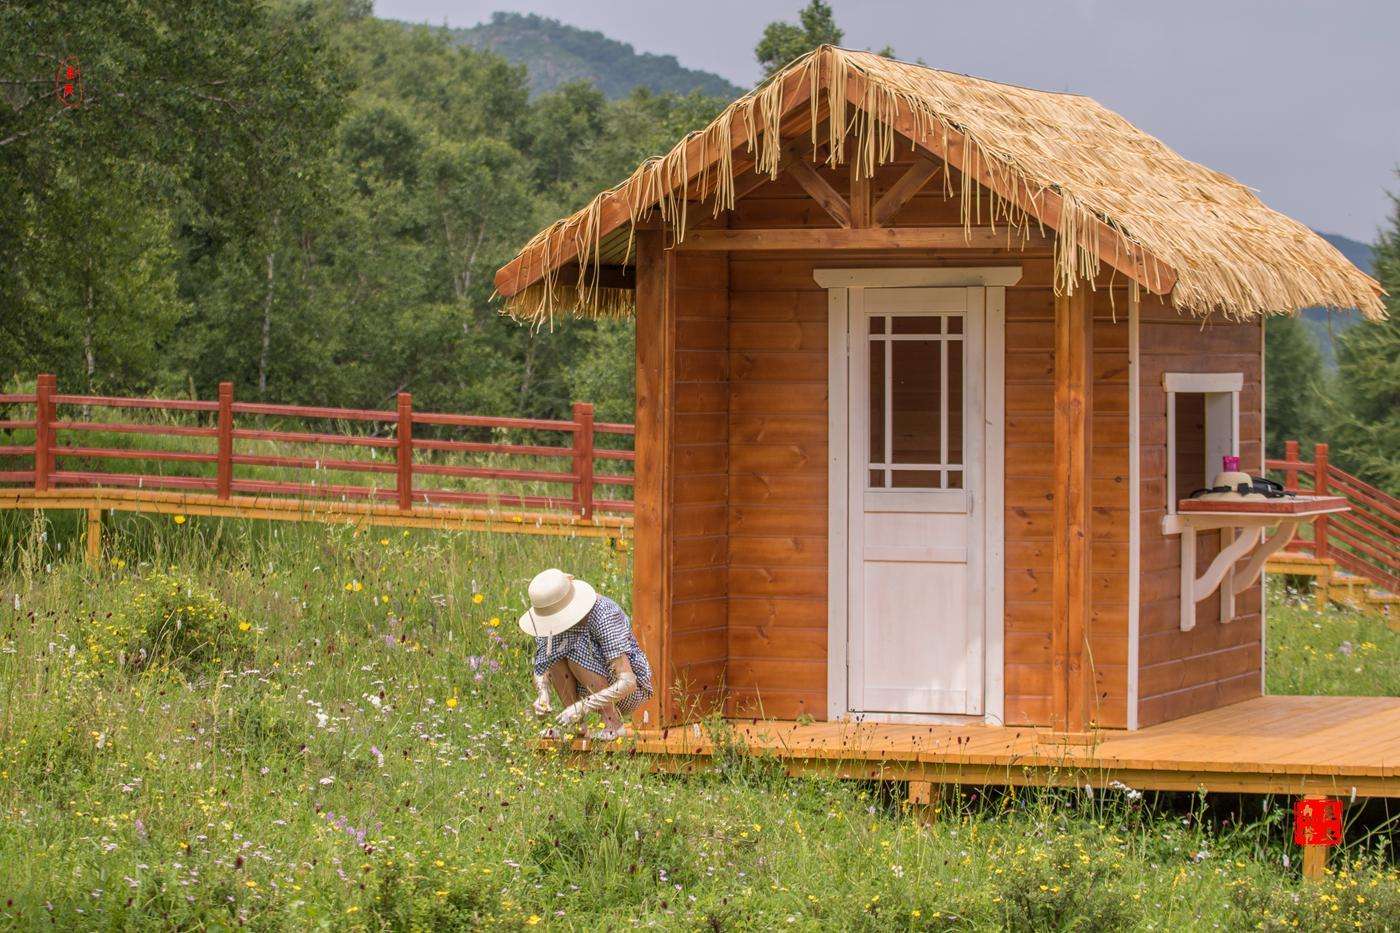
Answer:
864 309 965 490
1162 371 1243 529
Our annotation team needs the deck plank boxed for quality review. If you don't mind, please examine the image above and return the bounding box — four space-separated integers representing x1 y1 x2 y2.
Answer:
559 696 1400 796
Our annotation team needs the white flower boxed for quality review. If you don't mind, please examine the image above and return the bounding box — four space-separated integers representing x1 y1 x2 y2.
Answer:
319 776 335 786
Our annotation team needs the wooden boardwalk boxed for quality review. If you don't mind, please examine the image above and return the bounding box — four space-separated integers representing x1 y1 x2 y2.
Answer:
564 696 1400 797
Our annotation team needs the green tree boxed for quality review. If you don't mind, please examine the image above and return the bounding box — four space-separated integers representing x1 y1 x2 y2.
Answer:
755 1 844 76
1328 189 1400 494
1263 313 1326 456
0 0 344 396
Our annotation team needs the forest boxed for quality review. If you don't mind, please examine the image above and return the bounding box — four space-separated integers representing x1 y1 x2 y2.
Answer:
2 1 1396 491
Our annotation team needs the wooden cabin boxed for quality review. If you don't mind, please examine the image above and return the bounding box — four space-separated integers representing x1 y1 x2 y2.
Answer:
494 47 1383 743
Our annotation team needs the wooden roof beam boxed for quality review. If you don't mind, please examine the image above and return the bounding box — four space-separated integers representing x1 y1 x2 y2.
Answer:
850 161 873 228
552 264 636 290
842 74 1178 295
872 155 940 227
675 226 1051 251
784 145 853 228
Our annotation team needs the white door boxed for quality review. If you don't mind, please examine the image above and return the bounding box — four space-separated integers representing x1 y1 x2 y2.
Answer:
847 287 985 716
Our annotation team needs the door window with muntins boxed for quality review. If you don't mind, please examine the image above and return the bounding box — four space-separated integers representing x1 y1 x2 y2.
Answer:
867 312 964 489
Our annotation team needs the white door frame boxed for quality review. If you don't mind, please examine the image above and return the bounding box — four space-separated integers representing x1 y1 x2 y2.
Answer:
818 266 1017 725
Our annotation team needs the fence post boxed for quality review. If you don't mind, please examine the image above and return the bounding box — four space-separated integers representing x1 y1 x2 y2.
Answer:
217 381 234 499
34 373 54 491
1283 439 1299 493
1313 443 1329 560
572 401 595 522
396 392 413 511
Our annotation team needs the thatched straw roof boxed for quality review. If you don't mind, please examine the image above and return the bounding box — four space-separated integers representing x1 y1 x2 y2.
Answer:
494 46 1383 324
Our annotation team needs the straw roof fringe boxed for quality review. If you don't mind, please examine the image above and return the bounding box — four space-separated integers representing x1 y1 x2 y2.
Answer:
497 46 1383 325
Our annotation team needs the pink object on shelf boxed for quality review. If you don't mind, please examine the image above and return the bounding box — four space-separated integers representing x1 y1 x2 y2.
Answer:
1222 455 1241 472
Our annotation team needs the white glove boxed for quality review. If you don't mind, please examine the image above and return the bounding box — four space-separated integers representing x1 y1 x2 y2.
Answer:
556 672 636 727
531 673 552 717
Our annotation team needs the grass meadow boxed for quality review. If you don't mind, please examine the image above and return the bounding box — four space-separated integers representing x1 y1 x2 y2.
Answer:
0 511 1396 930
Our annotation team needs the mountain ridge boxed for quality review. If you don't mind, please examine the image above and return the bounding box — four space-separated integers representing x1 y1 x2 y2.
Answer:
440 12 744 100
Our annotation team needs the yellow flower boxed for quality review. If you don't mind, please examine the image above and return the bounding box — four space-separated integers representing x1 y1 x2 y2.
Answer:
527 917 541 926
238 621 251 632
173 515 186 525
345 580 363 593
472 593 484 605
488 617 501 628
446 696 458 709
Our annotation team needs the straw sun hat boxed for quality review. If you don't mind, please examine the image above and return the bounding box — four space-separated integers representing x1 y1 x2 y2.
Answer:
518 568 597 638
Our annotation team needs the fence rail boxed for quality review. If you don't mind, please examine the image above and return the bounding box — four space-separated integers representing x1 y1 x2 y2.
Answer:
0 374 635 533
1268 441 1399 594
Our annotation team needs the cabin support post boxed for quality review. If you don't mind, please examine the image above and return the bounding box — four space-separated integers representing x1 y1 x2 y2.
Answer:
633 230 674 728
1296 793 1341 881
907 780 938 825
1051 287 1094 735
84 507 101 568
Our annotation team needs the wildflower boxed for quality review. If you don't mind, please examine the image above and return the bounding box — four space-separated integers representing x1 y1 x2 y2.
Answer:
527 916 541 926
319 776 335 786
446 696 459 710
173 515 186 525
238 621 251 632
345 580 363 593
472 593 484 605
488 617 501 628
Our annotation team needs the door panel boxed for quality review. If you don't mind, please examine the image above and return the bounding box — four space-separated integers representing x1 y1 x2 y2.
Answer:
847 287 985 716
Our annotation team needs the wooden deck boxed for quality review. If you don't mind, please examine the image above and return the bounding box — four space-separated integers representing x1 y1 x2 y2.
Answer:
563 696 1400 797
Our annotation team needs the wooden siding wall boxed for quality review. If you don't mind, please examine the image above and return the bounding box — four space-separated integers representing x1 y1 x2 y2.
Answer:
1005 285 1131 729
1137 295 1264 727
668 253 731 721
656 153 1140 728
725 254 830 720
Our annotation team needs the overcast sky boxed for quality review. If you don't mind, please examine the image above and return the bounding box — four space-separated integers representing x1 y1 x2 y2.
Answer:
376 0 1399 242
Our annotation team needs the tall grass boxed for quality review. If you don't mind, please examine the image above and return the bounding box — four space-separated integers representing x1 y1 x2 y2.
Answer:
0 514 1395 929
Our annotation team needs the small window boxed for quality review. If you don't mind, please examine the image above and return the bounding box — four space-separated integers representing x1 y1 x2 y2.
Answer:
867 313 964 489
1164 372 1242 513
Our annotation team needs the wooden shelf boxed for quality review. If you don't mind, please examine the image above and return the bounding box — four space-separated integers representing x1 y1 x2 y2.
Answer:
1176 494 1349 517
1170 495 1350 631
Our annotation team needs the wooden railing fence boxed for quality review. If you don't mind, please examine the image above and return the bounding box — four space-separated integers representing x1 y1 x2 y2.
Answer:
1268 441 1399 594
0 374 634 527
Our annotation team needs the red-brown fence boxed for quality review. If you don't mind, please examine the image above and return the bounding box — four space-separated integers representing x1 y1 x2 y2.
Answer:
1268 441 1399 594
0 374 634 521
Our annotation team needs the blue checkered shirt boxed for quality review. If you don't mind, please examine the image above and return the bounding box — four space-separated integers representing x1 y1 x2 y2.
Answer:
533 595 654 715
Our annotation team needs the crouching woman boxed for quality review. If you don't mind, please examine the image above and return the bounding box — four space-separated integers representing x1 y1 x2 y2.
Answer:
519 568 653 740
